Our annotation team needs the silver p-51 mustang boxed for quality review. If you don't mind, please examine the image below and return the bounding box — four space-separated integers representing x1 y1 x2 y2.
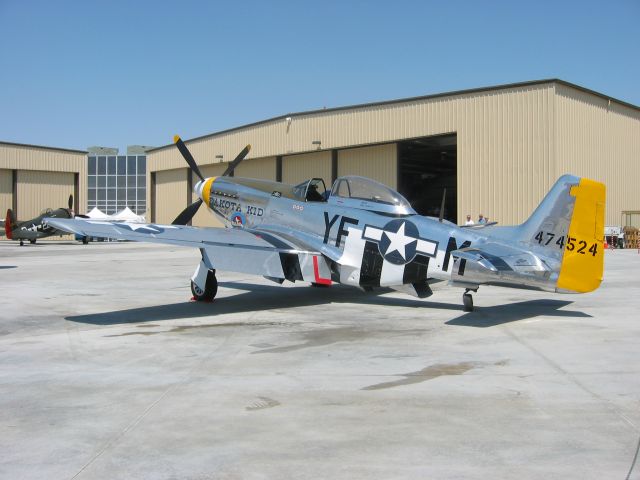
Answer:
48 136 605 311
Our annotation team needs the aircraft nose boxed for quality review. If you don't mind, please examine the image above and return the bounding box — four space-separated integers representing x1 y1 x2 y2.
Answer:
194 179 204 197
195 177 216 207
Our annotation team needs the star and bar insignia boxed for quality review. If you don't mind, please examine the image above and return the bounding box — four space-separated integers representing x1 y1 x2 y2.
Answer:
362 219 438 265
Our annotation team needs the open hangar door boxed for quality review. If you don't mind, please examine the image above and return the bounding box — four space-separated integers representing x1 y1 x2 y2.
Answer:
397 134 457 223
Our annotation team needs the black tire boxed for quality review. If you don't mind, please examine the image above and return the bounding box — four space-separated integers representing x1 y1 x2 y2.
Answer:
19 240 24 246
463 293 474 312
29 239 36 244
191 269 218 302
82 236 89 245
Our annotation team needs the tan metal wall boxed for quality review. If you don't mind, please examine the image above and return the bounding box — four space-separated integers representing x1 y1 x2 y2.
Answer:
554 84 640 225
0 143 86 215
154 168 188 225
16 170 74 219
282 151 332 185
0 169 12 214
148 81 639 227
456 86 556 225
337 144 397 187
149 83 557 225
234 156 276 181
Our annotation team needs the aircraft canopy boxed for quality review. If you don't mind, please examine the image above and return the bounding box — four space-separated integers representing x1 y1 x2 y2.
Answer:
331 176 413 209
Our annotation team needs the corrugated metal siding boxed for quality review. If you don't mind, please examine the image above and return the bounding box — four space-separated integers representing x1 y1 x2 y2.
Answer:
149 84 556 225
0 144 87 215
337 144 397 187
554 84 640 225
0 169 12 213
282 151 332 185
234 156 276 181
16 170 74 219
456 86 555 225
148 82 638 227
154 168 188 225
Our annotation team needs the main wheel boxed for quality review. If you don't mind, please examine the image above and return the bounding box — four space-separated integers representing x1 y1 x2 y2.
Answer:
20 239 24 246
463 292 474 312
29 239 36 244
191 269 218 302
82 236 89 245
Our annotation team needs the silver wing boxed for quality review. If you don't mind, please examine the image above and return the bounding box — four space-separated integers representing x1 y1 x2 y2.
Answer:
46 218 333 284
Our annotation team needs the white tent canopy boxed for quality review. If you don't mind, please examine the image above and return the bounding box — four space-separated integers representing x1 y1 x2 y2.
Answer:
86 207 110 219
85 207 146 223
111 207 146 223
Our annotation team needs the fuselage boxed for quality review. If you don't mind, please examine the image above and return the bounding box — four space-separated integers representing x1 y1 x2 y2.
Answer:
11 208 72 240
196 175 485 288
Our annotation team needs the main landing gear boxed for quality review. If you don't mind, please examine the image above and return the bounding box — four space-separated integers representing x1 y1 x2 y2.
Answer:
191 268 218 302
463 289 474 312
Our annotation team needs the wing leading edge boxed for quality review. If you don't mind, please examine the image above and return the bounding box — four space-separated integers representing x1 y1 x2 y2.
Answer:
45 218 333 284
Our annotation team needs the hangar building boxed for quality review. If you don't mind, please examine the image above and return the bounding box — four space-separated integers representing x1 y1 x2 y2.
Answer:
146 79 640 228
0 141 87 223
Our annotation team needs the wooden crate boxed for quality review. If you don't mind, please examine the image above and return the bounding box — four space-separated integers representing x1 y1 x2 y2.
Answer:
623 226 639 249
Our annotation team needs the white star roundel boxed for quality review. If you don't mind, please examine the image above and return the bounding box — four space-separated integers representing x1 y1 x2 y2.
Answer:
363 219 438 265
110 223 177 234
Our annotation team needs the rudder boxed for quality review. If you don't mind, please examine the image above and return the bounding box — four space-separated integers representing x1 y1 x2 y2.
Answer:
5 209 16 239
556 178 605 293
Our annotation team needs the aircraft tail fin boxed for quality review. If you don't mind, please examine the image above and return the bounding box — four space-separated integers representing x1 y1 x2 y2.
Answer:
5 209 16 239
518 175 606 293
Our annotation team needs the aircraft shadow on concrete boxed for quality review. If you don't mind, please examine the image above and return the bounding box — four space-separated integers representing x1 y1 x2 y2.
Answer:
65 281 590 327
445 299 591 328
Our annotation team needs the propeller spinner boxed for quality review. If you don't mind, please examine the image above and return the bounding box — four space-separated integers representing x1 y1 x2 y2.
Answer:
171 136 251 225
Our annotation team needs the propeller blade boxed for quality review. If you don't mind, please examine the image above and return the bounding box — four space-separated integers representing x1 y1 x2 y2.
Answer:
172 198 203 225
68 194 74 210
174 135 205 181
222 144 251 177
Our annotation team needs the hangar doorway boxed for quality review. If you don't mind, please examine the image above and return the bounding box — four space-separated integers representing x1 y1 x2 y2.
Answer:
397 134 457 223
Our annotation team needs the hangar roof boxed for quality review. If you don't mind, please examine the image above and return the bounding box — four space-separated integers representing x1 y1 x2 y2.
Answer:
148 79 640 153
0 140 87 154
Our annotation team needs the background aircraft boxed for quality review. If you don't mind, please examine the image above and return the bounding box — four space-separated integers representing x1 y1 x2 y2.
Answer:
48 137 605 311
3 194 83 245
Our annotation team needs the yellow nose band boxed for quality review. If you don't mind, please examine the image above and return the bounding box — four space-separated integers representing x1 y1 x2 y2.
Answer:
201 177 216 208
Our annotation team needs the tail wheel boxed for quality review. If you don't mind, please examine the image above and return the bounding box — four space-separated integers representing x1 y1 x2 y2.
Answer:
463 291 474 312
191 269 218 302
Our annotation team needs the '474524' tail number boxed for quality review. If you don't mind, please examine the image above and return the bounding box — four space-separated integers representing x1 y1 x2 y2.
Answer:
534 231 598 256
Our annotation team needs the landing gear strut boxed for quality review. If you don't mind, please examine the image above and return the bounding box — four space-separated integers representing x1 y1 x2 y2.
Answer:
462 289 474 312
191 268 218 302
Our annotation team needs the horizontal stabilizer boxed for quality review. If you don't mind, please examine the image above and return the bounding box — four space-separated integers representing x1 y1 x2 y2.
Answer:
450 244 554 291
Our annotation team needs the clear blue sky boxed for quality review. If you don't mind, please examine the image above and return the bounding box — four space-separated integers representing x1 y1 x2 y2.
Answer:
1 0 638 152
